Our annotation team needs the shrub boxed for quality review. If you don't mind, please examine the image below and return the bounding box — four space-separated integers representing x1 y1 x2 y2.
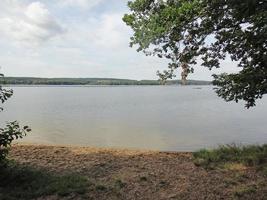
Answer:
0 73 31 166
0 121 31 165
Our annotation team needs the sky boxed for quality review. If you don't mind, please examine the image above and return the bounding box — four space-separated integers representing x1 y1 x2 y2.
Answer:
0 0 240 80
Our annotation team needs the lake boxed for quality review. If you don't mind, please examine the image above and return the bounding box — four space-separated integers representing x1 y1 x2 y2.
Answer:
1 85 267 151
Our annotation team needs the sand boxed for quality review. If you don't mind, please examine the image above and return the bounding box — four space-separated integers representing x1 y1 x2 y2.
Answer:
8 144 267 200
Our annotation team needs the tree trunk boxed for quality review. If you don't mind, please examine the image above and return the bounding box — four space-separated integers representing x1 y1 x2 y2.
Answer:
181 63 189 85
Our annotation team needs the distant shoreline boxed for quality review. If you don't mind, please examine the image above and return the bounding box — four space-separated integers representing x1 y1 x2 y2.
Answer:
0 77 211 86
2 84 212 88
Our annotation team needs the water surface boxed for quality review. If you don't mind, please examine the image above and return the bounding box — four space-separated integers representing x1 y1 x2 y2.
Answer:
1 86 266 151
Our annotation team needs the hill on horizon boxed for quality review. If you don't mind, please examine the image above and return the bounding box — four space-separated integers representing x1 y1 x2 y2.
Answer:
0 77 211 86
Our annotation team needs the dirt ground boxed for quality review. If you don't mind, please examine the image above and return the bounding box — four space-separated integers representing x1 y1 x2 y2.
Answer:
9 144 267 200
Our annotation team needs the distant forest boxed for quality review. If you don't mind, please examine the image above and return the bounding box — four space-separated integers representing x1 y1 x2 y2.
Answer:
0 77 211 86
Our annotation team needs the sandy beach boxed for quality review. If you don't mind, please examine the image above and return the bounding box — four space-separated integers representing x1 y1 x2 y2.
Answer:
5 143 266 200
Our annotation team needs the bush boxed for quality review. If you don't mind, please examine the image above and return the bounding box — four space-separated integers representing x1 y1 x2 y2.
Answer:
0 121 31 165
0 73 31 166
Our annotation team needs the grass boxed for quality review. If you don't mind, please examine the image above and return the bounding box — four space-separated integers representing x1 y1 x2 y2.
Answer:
95 184 107 191
263 165 267 176
140 176 148 182
0 161 90 200
194 144 267 198
114 179 126 189
193 144 267 170
233 185 257 198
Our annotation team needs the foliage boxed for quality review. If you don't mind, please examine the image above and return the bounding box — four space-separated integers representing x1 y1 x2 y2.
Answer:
193 144 267 169
123 0 267 108
0 122 31 164
0 73 13 111
0 162 90 200
0 74 30 165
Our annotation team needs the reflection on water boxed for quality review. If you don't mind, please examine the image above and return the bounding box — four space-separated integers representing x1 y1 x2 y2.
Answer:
1 85 267 151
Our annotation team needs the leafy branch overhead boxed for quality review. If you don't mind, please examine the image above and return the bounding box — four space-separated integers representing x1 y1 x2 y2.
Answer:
123 0 267 108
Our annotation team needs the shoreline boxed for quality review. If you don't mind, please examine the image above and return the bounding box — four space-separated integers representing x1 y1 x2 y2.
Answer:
10 143 192 163
14 142 192 154
2 84 212 88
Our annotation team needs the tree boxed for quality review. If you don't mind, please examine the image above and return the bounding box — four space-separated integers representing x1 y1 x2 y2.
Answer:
123 0 267 108
0 73 30 166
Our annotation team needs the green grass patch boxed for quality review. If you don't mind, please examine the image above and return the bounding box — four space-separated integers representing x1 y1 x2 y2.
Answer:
262 166 267 176
233 185 257 198
114 179 126 189
0 162 90 200
95 184 107 191
140 176 148 182
193 144 267 169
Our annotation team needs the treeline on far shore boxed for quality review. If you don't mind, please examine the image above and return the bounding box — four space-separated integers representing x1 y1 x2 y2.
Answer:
0 77 211 86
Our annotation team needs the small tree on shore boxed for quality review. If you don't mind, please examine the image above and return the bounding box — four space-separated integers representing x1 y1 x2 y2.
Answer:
0 73 30 166
123 0 267 108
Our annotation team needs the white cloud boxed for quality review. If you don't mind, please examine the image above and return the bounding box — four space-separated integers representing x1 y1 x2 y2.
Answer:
57 11 131 52
0 0 239 80
0 1 64 45
58 0 104 9
88 13 131 49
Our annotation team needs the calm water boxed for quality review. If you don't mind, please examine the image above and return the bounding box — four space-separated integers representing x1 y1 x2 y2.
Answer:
1 85 267 151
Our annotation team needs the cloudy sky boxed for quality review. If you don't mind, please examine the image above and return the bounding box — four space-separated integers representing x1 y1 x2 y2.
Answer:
0 0 239 80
